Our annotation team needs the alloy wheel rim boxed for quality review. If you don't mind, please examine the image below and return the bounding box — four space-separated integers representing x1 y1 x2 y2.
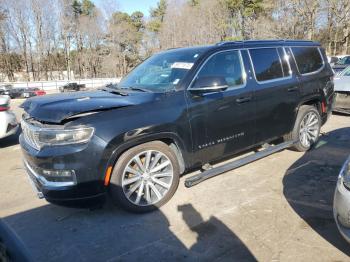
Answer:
299 111 319 148
122 150 174 206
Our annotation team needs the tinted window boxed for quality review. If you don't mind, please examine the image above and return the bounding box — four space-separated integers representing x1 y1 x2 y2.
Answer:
291 47 323 74
249 48 283 82
196 50 244 88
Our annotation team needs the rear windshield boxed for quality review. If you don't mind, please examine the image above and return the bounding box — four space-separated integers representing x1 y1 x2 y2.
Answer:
291 47 323 74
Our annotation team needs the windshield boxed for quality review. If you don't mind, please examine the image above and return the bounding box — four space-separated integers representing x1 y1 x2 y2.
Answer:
340 66 350 76
336 56 350 65
117 47 207 92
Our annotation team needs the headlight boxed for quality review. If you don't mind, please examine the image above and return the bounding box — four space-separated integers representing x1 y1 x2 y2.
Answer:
37 127 94 146
21 120 94 149
340 156 350 190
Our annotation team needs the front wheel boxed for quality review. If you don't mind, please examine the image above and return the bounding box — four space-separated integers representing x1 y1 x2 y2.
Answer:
109 141 180 213
284 105 321 152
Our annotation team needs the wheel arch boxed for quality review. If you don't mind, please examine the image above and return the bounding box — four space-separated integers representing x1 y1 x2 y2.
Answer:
297 96 323 116
103 132 188 185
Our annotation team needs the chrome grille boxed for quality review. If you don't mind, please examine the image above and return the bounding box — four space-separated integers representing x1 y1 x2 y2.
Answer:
21 119 41 150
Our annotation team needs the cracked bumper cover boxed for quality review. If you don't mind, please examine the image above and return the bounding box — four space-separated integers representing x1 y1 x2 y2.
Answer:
20 133 108 205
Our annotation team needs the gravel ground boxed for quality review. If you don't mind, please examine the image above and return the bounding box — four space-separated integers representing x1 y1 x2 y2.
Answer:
1 99 350 261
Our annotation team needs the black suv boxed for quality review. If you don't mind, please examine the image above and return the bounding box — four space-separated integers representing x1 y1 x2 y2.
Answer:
20 40 334 212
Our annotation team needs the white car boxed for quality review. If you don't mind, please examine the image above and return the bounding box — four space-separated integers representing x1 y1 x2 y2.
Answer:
334 156 350 243
333 66 350 113
0 95 18 139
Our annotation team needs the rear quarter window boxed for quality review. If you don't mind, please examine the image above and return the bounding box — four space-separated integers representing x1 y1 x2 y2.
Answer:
291 47 323 75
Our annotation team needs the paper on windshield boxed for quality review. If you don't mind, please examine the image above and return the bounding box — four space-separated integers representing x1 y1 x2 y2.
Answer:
171 62 194 70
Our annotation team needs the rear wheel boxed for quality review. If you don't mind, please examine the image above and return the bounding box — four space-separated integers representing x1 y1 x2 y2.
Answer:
109 141 180 213
284 105 321 152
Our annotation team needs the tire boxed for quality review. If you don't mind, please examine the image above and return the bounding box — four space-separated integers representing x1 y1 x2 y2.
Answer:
109 141 180 213
284 105 321 152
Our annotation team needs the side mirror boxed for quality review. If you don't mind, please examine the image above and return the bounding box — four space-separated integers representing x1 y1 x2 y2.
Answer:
190 76 229 93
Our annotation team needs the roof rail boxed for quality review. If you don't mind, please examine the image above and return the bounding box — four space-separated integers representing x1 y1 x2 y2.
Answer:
216 39 317 46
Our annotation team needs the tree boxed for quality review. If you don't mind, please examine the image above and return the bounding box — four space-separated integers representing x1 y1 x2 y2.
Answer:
0 7 22 81
106 11 144 76
72 0 82 17
222 0 263 39
4 0 35 80
1 0 350 82
189 0 200 6
81 0 95 16
148 0 167 33
326 0 350 55
131 11 144 31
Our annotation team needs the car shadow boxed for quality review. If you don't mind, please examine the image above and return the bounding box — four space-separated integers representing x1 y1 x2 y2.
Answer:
0 127 21 148
2 195 256 261
283 127 350 256
332 111 350 117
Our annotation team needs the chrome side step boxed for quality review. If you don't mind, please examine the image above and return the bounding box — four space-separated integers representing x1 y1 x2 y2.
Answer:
184 140 295 188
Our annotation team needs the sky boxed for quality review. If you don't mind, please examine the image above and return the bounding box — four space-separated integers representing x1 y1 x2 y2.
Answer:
93 0 160 17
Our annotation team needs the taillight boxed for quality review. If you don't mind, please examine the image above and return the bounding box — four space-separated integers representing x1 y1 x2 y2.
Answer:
321 101 327 113
0 106 9 111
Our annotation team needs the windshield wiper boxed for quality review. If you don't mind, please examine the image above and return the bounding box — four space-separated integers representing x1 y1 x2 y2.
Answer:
127 87 151 92
100 87 128 96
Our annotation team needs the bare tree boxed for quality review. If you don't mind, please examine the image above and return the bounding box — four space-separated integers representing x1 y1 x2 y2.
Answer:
1 0 350 82
4 0 34 80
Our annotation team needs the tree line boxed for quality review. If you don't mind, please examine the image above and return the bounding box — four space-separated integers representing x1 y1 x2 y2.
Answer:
0 0 349 82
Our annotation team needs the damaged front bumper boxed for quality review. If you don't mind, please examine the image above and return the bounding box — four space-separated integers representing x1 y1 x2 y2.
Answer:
20 132 108 206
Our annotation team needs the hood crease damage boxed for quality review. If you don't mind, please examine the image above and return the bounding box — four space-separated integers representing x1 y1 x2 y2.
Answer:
21 90 155 124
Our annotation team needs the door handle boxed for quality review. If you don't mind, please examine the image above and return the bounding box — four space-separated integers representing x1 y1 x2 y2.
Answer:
288 86 298 92
236 96 252 103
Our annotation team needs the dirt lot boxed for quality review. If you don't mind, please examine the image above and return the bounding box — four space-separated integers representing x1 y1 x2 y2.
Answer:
1 100 350 261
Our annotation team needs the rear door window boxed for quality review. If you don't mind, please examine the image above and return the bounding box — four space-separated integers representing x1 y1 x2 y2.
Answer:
291 47 323 74
249 48 284 82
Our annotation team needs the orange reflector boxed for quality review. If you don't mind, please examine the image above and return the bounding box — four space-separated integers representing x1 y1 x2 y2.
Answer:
321 101 326 113
104 166 113 186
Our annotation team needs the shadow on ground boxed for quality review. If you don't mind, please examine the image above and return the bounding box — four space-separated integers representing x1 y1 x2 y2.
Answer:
6 125 350 260
283 127 350 256
3 199 256 261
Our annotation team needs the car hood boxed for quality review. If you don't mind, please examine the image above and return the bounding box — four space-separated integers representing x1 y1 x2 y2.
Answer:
334 76 350 92
21 90 156 123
